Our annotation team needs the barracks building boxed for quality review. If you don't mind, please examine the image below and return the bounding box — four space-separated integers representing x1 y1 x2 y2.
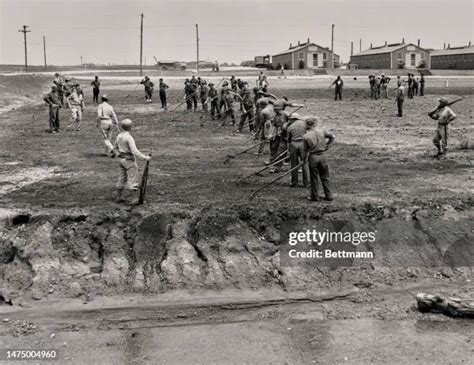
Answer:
430 43 474 70
350 40 431 69
272 39 340 70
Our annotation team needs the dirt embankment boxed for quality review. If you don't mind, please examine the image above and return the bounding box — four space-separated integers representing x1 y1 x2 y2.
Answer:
0 75 51 113
0 202 472 305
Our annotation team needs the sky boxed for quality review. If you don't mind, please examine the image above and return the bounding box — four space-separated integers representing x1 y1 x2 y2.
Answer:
1 0 472 66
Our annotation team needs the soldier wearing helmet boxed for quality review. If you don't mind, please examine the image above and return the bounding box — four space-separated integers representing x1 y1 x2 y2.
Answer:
428 97 456 158
43 85 62 133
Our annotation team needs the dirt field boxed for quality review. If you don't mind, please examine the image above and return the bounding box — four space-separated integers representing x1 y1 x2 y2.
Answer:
0 73 472 363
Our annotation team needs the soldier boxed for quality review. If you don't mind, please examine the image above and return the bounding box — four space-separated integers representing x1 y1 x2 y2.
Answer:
113 118 151 204
140 76 154 102
369 75 375 99
189 75 199 110
43 85 62 134
429 97 456 158
220 85 236 126
96 94 118 156
287 114 309 187
208 83 221 120
184 79 193 110
330 76 343 101
199 80 209 112
219 81 230 115
413 77 419 96
238 82 255 133
230 75 238 93
419 74 425 96
66 84 84 131
380 73 391 98
53 73 65 106
396 81 405 117
256 99 276 155
374 75 381 99
90 75 100 104
158 78 169 110
63 77 74 99
407 73 414 99
303 118 335 202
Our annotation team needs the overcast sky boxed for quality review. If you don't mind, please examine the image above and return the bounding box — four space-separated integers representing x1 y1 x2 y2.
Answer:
1 0 472 66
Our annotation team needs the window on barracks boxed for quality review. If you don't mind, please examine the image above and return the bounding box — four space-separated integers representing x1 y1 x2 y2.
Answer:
397 52 402 60
323 53 327 60
299 52 304 60
410 54 416 66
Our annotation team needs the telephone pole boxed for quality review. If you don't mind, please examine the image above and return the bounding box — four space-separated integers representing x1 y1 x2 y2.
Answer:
330 24 335 69
18 25 31 72
43 36 47 70
360 38 362 52
140 13 144 76
196 24 199 74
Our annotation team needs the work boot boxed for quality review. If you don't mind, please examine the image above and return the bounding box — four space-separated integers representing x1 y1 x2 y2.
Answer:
114 188 124 203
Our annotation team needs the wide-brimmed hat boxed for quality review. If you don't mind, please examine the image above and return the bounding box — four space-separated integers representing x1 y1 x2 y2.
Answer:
101 94 108 101
438 97 449 105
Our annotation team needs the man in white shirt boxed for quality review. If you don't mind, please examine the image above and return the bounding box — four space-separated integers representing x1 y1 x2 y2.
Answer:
113 118 151 203
429 97 456 158
96 95 118 156
67 84 84 131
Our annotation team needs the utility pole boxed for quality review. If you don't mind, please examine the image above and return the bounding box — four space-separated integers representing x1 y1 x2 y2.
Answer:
18 25 31 72
330 24 334 69
43 36 47 70
351 41 354 56
80 56 83 65
196 24 199 74
140 13 144 76
360 38 362 52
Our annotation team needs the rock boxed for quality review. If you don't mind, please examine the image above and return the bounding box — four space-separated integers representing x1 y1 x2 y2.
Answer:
69 282 83 297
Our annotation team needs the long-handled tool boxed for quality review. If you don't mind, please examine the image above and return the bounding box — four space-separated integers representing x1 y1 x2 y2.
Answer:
223 140 266 165
237 150 289 185
249 161 304 198
124 83 141 99
137 153 152 205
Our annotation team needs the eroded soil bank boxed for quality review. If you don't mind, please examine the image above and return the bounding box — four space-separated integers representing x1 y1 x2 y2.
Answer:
1 201 472 304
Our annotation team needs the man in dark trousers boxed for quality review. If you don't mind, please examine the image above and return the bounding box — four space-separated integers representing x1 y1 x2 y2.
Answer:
90 75 100 104
419 74 425 96
43 85 62 133
287 114 309 187
303 118 335 202
140 76 154 102
200 80 209 112
238 82 255 133
330 76 343 101
396 81 405 117
208 83 221 120
158 78 169 110
407 73 414 99
380 73 391 98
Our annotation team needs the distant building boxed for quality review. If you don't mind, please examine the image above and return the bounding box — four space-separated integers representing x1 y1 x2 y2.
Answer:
350 41 430 69
431 43 474 69
272 39 339 70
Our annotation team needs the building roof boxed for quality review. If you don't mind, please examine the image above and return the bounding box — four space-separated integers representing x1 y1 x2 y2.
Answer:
351 42 427 57
273 42 337 57
431 46 474 56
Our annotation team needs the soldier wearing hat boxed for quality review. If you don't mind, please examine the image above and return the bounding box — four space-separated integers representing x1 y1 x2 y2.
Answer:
140 76 154 102
303 117 335 201
429 97 456 158
158 78 169 110
189 76 199 110
66 84 85 131
220 82 236 126
113 118 151 203
200 80 209 112
96 94 118 156
208 82 221 120
63 77 74 100
380 73 390 98
330 76 344 101
238 82 255 133
43 85 62 133
287 113 309 187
